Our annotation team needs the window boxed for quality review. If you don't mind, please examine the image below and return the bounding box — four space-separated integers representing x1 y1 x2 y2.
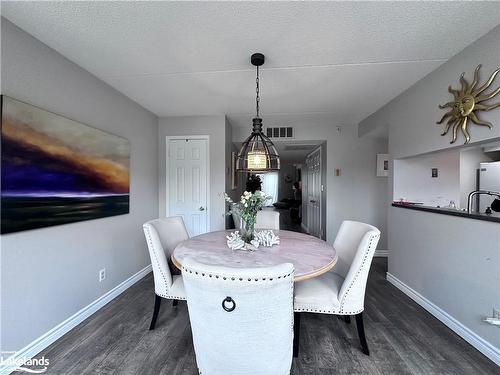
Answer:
257 172 278 205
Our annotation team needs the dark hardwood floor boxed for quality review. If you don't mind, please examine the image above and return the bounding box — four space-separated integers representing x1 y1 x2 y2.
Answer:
23 258 498 375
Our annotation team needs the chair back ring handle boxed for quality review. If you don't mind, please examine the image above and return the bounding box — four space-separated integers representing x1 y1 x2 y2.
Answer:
222 297 236 312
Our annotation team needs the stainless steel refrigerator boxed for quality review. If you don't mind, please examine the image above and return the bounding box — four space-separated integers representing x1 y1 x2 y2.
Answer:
478 161 500 213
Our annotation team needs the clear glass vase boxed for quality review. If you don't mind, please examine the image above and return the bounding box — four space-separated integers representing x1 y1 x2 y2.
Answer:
240 219 255 243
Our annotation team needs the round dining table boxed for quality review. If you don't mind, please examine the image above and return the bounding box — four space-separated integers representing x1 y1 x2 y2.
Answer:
172 229 337 281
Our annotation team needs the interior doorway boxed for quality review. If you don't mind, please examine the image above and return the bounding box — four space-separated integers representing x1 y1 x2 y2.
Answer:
304 146 322 239
246 140 325 237
166 136 210 236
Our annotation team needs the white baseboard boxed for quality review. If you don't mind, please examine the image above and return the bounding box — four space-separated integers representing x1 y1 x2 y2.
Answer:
0 264 152 375
386 272 500 367
374 249 388 257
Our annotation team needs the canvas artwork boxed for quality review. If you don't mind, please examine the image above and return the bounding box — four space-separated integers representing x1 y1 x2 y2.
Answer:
1 96 130 234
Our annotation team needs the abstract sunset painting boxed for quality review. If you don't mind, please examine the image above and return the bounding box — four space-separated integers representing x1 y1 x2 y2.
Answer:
1 96 130 234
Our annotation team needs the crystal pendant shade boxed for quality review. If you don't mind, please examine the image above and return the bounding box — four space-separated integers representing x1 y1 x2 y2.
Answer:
236 118 280 172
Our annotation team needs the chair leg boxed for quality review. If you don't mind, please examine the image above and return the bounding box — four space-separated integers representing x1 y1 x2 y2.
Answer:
293 312 301 358
172 299 178 307
355 312 369 355
149 295 162 330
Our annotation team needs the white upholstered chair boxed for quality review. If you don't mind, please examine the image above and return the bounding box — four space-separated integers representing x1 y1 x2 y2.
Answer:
143 216 189 330
255 210 280 230
182 258 294 375
293 220 380 356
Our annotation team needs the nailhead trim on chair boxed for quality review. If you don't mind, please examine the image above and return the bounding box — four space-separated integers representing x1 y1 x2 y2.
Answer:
338 234 380 314
289 274 295 334
181 266 294 281
293 307 363 315
143 225 172 297
185 265 295 375
293 232 380 316
156 292 186 300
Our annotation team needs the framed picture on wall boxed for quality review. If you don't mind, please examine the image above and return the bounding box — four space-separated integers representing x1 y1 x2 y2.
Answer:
1 95 130 234
231 151 238 189
376 154 389 177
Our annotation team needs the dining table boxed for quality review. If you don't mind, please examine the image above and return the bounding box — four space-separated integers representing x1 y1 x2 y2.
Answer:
172 229 337 281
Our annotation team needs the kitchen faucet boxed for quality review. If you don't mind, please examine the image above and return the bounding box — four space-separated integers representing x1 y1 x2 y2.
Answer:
467 190 500 214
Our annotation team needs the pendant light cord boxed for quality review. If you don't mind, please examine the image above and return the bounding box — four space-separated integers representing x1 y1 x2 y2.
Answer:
255 65 260 117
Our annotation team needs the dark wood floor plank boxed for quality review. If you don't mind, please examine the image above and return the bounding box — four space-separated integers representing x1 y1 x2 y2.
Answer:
37 283 150 374
38 278 150 365
20 257 498 375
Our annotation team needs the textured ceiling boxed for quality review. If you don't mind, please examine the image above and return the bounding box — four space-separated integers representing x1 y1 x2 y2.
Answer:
2 2 500 125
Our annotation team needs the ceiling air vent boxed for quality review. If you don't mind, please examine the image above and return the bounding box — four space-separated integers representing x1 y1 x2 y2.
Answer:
266 127 293 139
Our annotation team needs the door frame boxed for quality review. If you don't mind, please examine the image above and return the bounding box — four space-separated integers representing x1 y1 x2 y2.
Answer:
305 145 322 239
165 135 211 231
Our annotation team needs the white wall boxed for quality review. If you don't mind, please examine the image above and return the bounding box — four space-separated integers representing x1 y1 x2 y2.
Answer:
360 25 500 159
393 147 494 209
360 24 500 363
233 113 389 249
393 150 461 207
389 207 500 361
1 20 159 352
158 115 226 231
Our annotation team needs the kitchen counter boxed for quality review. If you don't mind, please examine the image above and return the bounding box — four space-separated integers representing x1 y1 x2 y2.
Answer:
392 203 500 224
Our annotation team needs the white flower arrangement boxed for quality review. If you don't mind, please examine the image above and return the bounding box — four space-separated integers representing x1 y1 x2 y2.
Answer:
222 190 271 243
224 190 271 219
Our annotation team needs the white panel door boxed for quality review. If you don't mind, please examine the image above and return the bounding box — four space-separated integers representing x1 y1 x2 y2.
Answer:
168 138 208 236
306 148 321 239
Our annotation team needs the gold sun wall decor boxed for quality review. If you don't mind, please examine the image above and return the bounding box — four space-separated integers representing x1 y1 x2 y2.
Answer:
437 64 500 144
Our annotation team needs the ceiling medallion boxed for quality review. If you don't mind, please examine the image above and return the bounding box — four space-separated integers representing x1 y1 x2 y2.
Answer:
437 64 500 144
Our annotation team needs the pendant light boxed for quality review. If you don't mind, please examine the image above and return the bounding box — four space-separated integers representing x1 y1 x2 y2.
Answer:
236 53 280 172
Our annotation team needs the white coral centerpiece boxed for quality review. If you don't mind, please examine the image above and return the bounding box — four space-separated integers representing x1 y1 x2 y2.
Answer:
226 229 280 251
254 230 280 247
226 231 245 250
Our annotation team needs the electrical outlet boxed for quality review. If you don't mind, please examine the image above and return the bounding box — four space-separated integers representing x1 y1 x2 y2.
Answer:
99 268 106 282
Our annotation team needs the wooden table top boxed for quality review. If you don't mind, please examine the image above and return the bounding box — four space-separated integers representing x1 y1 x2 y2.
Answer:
172 229 337 282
